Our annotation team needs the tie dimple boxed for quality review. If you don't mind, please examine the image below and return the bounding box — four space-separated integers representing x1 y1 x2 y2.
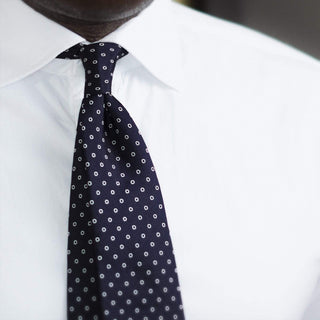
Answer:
57 43 185 320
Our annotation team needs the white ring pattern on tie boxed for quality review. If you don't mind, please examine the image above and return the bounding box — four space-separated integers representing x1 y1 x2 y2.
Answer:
57 42 185 320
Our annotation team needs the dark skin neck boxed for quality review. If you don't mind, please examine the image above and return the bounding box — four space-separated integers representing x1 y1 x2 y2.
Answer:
22 0 152 42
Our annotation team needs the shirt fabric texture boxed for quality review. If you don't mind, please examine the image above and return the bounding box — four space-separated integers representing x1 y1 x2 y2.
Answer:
1 0 320 319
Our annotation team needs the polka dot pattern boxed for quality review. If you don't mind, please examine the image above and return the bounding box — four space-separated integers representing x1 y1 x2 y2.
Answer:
57 43 185 320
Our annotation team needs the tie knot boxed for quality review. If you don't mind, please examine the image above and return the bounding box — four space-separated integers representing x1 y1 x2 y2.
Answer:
57 42 128 96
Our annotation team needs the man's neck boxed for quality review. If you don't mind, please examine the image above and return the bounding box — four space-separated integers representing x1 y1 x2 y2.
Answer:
23 0 136 42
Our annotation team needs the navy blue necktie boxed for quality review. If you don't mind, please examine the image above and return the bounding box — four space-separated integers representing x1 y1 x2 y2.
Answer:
57 42 185 320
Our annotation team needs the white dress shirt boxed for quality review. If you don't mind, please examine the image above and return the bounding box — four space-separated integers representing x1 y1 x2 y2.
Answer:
1 0 320 319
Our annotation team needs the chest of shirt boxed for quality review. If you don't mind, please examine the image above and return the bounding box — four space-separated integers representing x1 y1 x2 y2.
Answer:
1 58 320 320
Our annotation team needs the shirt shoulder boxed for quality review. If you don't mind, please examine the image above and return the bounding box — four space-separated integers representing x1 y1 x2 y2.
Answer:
171 1 320 111
171 2 320 74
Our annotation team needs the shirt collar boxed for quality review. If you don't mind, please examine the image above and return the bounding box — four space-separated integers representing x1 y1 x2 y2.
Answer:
0 0 183 90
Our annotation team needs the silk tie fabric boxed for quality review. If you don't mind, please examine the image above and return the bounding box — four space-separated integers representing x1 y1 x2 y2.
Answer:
56 43 185 320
